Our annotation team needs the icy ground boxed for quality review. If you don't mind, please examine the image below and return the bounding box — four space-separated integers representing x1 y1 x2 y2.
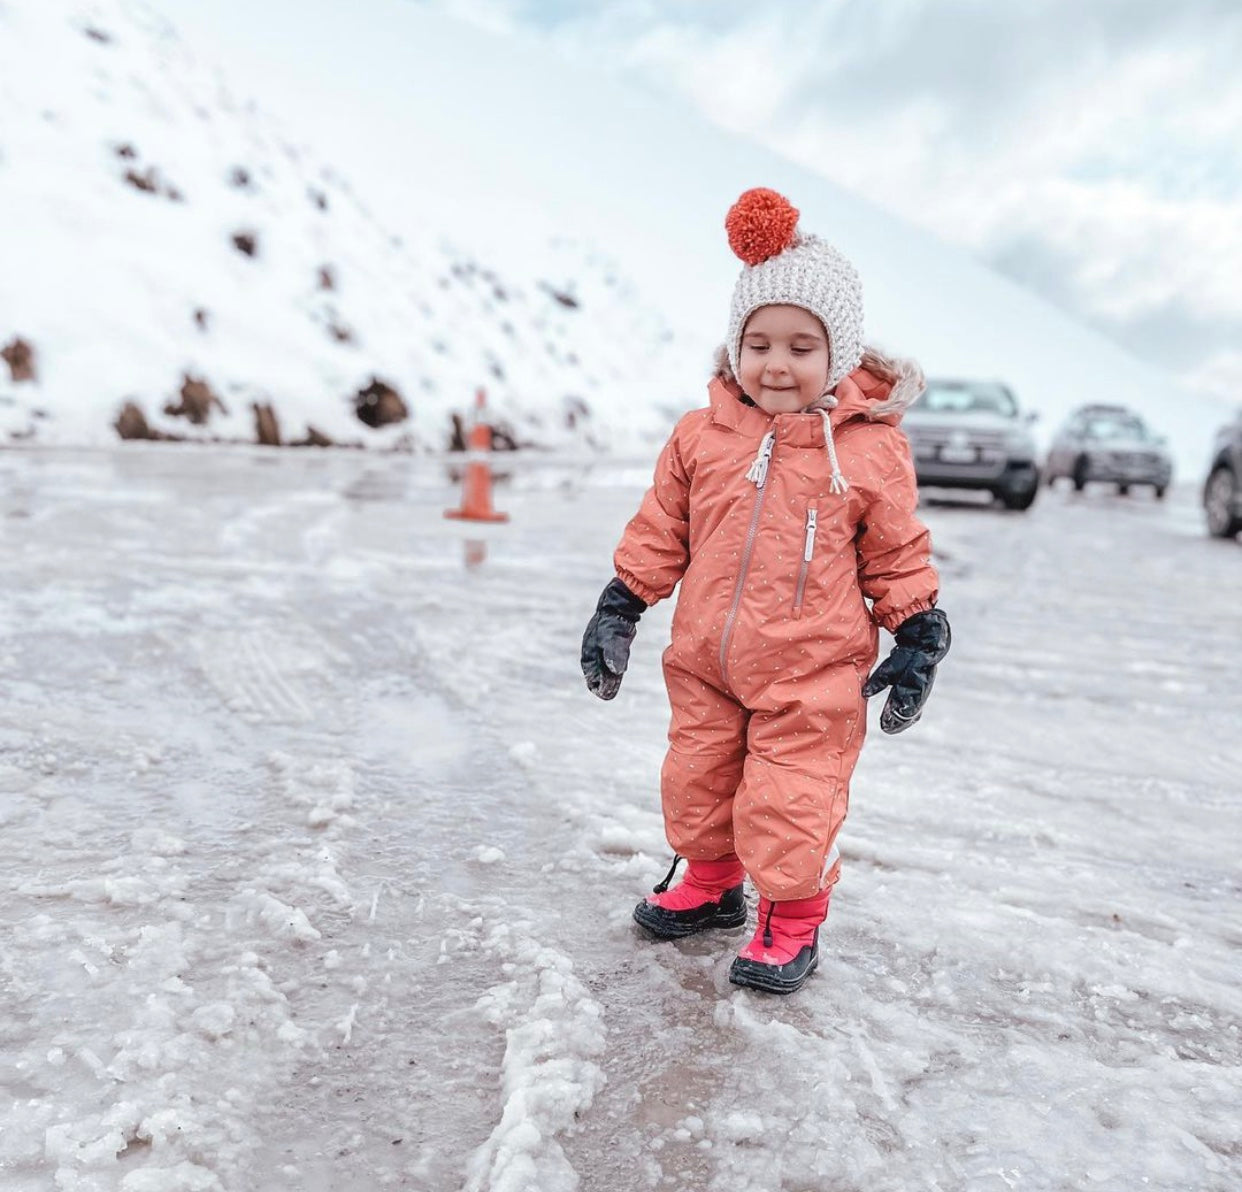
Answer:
0 446 1239 1192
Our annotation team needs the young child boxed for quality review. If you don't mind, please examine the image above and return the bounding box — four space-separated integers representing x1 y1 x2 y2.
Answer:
580 188 950 995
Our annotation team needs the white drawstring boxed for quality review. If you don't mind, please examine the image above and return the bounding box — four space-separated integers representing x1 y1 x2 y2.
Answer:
818 405 849 494
745 430 776 488
744 408 848 493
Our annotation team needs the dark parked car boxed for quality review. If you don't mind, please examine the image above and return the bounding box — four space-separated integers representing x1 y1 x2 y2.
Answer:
902 379 1040 510
1044 404 1173 497
1204 408 1242 539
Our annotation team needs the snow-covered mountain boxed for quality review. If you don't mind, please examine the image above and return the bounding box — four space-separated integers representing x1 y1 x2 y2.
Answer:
0 0 692 450
1 0 1231 473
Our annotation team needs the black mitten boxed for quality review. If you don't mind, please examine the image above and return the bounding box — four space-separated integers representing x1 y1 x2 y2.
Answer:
581 578 647 700
862 608 951 734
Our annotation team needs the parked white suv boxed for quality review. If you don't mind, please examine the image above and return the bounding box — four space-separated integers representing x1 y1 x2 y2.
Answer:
901 380 1040 511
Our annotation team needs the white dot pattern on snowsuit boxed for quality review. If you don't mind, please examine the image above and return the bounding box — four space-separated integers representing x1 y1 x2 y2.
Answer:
726 232 865 395
613 382 939 900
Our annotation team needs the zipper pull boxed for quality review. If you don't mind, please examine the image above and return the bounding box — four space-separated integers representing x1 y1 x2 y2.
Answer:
803 508 818 561
745 431 776 488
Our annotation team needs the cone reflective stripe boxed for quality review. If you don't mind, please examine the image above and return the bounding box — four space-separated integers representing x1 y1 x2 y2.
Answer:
445 388 509 523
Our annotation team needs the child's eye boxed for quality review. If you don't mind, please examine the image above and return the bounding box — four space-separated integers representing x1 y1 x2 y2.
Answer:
791 348 812 355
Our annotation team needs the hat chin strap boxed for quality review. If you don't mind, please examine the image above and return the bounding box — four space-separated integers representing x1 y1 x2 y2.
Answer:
815 400 849 494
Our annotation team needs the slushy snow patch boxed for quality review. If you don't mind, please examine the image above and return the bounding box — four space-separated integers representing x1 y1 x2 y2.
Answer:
508 741 540 769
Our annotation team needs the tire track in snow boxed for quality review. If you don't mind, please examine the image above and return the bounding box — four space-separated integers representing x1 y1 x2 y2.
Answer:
194 629 315 722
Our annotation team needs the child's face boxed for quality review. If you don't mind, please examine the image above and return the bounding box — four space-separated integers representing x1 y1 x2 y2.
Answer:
738 305 831 415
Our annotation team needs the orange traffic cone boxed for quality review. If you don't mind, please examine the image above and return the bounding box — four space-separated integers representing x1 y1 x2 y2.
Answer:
445 388 509 523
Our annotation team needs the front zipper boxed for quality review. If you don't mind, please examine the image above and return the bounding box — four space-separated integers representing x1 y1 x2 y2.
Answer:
792 505 817 617
719 432 776 685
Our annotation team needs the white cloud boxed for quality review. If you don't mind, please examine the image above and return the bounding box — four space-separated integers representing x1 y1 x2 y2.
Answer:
1185 349 1242 405
432 0 521 37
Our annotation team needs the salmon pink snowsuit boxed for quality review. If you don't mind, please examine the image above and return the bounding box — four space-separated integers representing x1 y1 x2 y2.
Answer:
614 365 939 902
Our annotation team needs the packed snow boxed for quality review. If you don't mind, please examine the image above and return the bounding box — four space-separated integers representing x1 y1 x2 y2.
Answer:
1 445 1238 1191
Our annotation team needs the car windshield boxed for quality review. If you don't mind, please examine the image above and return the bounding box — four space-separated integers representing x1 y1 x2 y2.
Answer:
916 383 1017 418
1083 415 1150 442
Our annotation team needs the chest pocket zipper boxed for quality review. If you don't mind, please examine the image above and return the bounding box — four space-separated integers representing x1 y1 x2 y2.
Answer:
793 506 818 617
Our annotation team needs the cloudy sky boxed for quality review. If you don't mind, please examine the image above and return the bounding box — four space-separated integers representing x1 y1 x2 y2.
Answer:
420 0 1242 404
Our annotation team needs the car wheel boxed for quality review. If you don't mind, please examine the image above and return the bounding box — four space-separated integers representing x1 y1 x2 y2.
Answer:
1118 484 1130 496
1001 483 1038 512
1154 485 1167 500
1071 455 1089 492
1204 467 1242 538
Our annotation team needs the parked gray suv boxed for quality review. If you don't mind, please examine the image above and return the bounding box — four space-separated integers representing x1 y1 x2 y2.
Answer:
1204 408 1242 539
1044 403 1173 498
902 379 1040 511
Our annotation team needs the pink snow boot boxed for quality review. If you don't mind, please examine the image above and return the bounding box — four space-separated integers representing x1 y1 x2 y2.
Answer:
728 889 830 994
632 855 748 940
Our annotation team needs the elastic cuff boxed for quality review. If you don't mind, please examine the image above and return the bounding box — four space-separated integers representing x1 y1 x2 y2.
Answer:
878 597 936 634
615 567 662 607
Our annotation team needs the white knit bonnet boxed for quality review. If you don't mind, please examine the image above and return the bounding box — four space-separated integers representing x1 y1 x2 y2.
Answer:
725 188 864 395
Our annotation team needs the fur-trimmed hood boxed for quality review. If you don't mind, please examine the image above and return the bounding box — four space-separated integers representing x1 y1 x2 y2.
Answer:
711 343 925 424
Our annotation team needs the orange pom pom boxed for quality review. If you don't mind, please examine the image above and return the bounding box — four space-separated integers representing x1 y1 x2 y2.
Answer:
725 188 799 266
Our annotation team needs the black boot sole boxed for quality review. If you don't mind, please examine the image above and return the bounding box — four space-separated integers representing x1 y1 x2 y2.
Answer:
728 944 819 994
632 885 747 940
